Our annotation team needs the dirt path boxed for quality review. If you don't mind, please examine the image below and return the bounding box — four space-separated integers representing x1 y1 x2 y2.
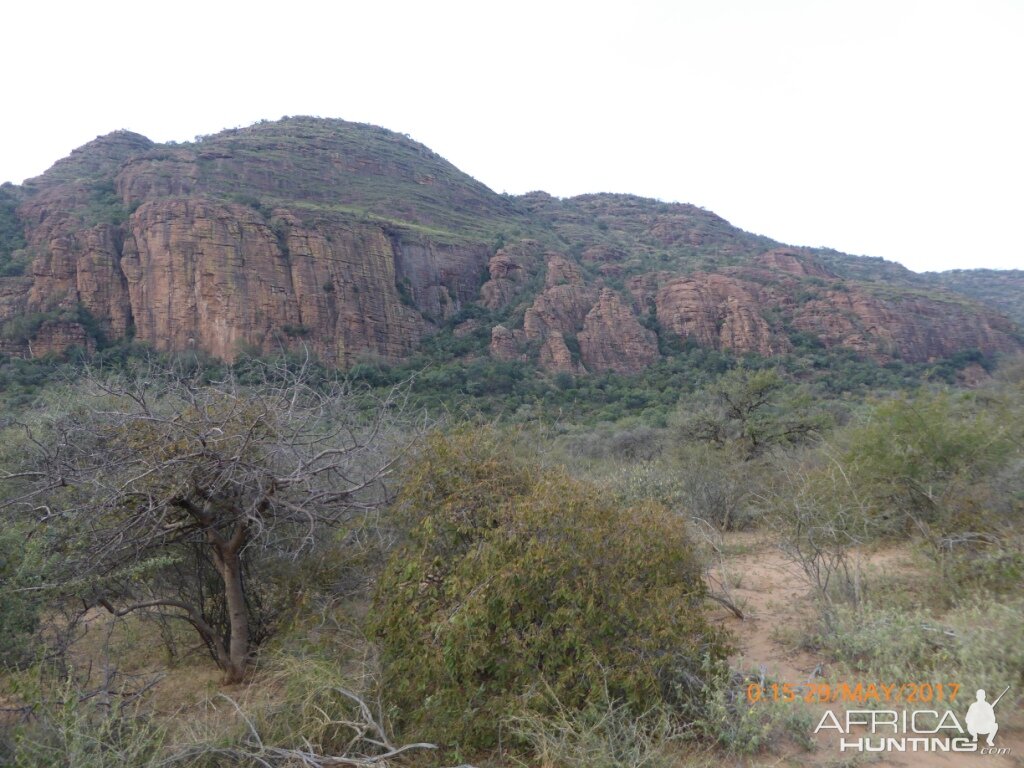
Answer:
708 533 1023 767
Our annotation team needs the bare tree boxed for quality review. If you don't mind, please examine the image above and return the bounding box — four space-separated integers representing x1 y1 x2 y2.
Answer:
771 453 871 610
675 443 754 531
1 356 419 683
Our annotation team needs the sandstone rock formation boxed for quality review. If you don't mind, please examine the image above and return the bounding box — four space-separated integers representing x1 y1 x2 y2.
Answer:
489 325 524 361
654 274 783 356
790 287 1021 362
0 117 1020 372
578 289 658 373
752 247 835 278
3 120 506 363
539 333 584 375
480 240 544 310
522 255 596 342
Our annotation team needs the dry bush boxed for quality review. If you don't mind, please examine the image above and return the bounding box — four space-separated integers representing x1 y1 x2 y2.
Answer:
771 456 872 609
673 443 758 531
506 681 679 768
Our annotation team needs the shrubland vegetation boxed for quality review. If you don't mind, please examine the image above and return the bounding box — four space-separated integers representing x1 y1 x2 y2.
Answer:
2 115 1021 763
0 345 1022 766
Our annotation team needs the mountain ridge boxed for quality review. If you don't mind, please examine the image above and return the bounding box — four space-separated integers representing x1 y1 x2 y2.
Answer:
0 116 1020 371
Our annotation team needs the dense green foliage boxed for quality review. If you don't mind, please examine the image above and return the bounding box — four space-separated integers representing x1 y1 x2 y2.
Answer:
370 429 731 751
0 184 28 276
837 390 1015 534
0 332 1005 425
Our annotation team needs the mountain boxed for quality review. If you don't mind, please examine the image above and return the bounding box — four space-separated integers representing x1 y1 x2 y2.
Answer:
919 269 1024 328
1 117 1021 371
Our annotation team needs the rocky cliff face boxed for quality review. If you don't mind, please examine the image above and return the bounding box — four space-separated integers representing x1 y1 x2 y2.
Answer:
117 199 437 364
0 117 1020 372
578 289 658 373
3 120 508 364
789 286 1021 362
649 273 784 357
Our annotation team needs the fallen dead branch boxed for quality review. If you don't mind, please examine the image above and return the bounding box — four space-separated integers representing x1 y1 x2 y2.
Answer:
164 690 443 767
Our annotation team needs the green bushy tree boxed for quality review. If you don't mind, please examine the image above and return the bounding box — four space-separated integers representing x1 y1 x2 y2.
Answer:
676 368 829 460
370 429 731 752
839 390 1014 534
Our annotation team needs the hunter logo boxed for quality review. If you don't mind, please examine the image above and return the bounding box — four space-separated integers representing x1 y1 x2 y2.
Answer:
814 685 1011 756
966 688 1005 747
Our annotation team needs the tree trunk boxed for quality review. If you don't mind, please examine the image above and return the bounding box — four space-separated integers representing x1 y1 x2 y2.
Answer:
210 521 250 685
218 548 249 683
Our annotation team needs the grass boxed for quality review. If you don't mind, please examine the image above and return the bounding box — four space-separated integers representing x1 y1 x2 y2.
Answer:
506 690 681 768
694 674 816 757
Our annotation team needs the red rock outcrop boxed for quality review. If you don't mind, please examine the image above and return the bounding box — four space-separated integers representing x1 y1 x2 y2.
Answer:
480 240 544 310
25 223 136 337
0 277 32 322
120 199 301 359
489 325 524 361
655 274 784 356
1 120 512 364
10 189 488 365
2 119 1021 374
523 255 596 341
117 199 439 364
753 248 835 278
538 333 584 374
578 289 658 373
791 287 1021 362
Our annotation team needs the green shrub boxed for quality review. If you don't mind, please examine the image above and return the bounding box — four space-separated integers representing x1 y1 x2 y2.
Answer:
839 391 1014 534
370 429 731 752
8 676 166 768
810 597 1024 696
672 443 758 530
926 536 1024 607
694 666 814 755
771 458 873 605
603 460 685 511
809 603 954 680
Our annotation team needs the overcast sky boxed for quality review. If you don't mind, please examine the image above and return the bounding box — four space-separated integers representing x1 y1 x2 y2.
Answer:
3 0 1021 273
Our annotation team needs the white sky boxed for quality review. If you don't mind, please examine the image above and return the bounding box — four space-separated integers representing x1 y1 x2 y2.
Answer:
2 0 1021 273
